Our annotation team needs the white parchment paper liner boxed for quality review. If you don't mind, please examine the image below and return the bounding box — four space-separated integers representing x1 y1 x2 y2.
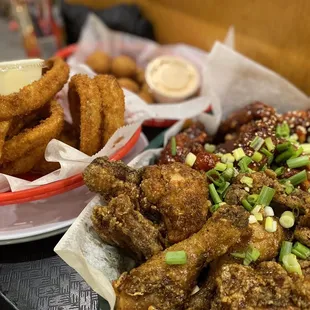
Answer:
55 42 310 309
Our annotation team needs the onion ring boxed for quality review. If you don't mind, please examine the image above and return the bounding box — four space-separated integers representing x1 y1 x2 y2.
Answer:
68 74 102 156
0 145 45 176
94 75 125 145
0 57 69 120
1 100 64 163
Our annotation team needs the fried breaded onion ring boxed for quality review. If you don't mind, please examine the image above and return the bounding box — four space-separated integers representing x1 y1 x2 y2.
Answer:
0 145 46 175
0 57 69 120
68 74 102 156
94 75 125 145
1 100 64 163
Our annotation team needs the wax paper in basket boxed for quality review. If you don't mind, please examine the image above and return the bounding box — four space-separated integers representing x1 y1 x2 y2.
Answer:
55 41 310 309
68 14 235 121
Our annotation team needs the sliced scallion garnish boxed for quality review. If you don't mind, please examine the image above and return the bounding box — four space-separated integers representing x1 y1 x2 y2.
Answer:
291 242 310 260
257 186 275 206
265 137 275 151
250 136 264 151
209 183 222 204
287 156 310 169
165 250 187 265
279 211 295 228
171 137 177 156
279 241 293 263
282 253 302 275
288 170 307 186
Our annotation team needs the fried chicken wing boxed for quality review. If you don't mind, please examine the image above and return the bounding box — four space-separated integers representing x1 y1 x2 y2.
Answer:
140 162 210 244
114 205 249 310
92 194 163 261
83 157 142 204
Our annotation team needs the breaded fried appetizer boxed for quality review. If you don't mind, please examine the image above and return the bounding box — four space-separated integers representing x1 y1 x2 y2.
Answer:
94 75 125 145
85 50 111 74
68 74 102 156
117 78 139 93
111 55 137 78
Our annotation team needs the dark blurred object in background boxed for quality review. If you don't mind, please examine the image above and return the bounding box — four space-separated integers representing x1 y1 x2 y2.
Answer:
60 1 155 45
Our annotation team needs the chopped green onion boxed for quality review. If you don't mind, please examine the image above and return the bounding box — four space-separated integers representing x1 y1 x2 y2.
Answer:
209 183 222 204
241 176 253 188
257 186 275 206
282 253 302 275
275 146 295 163
206 169 225 187
247 194 258 205
290 146 303 159
242 199 253 211
252 151 263 163
265 137 275 151
279 211 295 228
222 167 234 181
276 122 290 138
238 156 252 173
221 153 235 164
254 213 263 221
250 136 264 151
287 156 310 169
243 246 260 266
292 242 310 260
210 204 220 213
215 162 227 172
275 166 285 176
265 216 277 232
233 148 246 161
251 205 262 214
204 143 216 153
185 152 197 167
171 137 177 156
260 147 273 157
165 250 187 265
276 142 291 152
231 252 246 259
288 170 307 186
264 206 274 217
300 143 310 154
249 214 257 224
284 181 294 195
217 182 230 195
279 241 293 263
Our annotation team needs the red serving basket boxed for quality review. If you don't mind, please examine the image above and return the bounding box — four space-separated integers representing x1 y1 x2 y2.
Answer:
0 127 141 206
56 45 183 128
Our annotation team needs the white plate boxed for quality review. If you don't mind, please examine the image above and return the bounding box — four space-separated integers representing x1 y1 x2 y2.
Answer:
0 133 148 245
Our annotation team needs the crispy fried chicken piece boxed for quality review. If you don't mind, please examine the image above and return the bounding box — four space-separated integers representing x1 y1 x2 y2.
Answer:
225 171 310 214
113 205 249 310
140 162 210 244
83 157 142 204
294 214 310 247
92 194 163 260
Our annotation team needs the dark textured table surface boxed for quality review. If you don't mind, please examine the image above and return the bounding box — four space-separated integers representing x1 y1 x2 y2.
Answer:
0 126 164 310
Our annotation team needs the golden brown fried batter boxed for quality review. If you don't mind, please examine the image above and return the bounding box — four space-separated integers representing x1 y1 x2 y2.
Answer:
0 57 69 120
117 78 140 93
85 50 111 74
114 205 249 310
1 100 64 163
68 74 102 156
140 162 210 244
111 55 137 78
92 194 163 261
94 75 125 145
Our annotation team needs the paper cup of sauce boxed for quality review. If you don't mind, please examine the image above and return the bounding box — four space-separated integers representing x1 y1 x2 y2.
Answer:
145 55 200 103
0 59 44 95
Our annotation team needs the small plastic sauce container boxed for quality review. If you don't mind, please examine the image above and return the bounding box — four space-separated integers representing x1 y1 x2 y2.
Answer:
145 55 200 103
0 59 44 95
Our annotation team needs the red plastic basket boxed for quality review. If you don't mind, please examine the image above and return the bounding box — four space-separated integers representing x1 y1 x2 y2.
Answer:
0 127 141 206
